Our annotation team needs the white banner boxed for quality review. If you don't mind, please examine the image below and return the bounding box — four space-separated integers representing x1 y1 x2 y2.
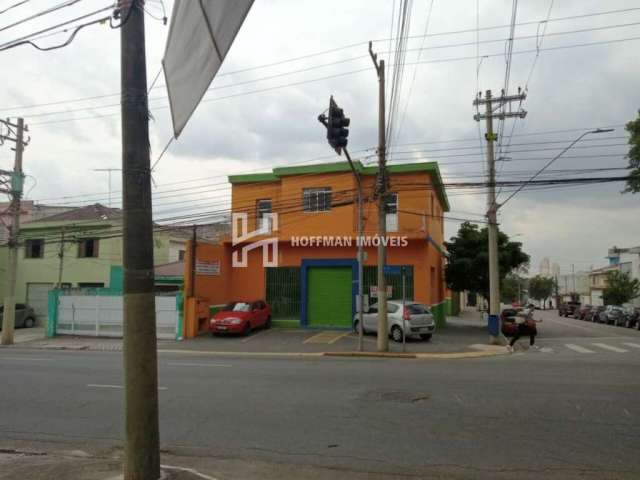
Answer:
163 0 254 138
196 260 221 276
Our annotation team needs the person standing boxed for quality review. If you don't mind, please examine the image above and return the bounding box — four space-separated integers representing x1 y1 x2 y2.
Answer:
507 307 542 353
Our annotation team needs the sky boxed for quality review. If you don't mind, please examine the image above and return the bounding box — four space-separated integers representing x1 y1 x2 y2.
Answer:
0 0 639 277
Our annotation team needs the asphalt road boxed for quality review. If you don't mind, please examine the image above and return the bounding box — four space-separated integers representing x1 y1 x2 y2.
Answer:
1 310 639 479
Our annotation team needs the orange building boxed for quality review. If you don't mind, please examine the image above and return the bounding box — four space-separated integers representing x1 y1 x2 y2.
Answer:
183 161 450 338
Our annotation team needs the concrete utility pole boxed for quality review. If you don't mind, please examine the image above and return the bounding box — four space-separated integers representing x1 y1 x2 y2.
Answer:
119 1 160 479
473 89 526 344
369 42 388 352
1 117 26 346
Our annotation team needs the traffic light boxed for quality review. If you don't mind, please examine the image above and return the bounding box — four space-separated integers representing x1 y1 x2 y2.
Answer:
327 96 350 155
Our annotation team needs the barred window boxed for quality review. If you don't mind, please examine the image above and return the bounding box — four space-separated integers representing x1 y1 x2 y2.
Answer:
303 187 332 212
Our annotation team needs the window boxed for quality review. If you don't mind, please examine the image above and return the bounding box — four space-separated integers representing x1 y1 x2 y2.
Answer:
178 250 186 261
303 187 331 212
78 239 99 258
25 239 44 258
256 199 273 232
385 192 398 232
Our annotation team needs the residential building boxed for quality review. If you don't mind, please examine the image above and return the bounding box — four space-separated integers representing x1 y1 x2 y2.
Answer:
182 161 450 338
588 265 618 306
0 201 74 300
3 203 187 324
557 271 590 304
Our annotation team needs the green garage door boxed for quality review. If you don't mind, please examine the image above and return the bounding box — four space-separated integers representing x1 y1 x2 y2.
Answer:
307 267 352 328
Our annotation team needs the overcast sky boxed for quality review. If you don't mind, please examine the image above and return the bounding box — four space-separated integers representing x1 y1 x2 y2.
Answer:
1 0 639 276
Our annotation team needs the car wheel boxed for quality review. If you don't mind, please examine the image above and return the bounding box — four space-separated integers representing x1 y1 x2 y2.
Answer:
265 316 272 329
391 325 403 343
419 333 432 342
23 317 35 328
243 322 251 336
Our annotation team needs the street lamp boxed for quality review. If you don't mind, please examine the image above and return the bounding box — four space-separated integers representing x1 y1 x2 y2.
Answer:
499 128 615 207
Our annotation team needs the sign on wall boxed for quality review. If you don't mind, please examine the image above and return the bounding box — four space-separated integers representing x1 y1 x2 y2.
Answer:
370 286 393 298
196 260 221 276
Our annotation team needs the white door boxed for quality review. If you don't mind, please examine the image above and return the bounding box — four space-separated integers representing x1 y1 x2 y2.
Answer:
26 283 54 326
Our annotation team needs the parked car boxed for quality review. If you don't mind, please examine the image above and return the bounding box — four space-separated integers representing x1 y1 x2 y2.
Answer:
587 305 606 322
623 307 640 329
500 307 521 324
558 302 580 317
599 305 626 326
209 300 271 336
573 304 593 320
0 303 36 329
353 300 435 342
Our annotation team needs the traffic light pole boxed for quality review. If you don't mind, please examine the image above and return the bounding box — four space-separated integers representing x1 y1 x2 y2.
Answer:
343 148 364 352
120 2 161 479
369 42 388 352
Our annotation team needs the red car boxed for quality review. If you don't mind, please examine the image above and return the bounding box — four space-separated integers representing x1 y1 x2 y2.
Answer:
210 300 271 336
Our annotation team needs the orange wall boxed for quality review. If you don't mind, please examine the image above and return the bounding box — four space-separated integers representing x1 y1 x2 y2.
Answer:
230 170 446 243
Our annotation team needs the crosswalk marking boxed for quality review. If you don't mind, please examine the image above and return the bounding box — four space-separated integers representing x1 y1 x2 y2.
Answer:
565 344 595 354
621 342 640 350
592 343 628 353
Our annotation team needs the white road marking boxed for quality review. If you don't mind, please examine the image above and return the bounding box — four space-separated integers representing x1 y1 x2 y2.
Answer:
623 409 632 418
565 344 596 354
540 347 553 353
240 328 273 343
87 384 168 390
592 343 628 353
161 465 219 480
166 362 232 368
621 342 640 349
0 356 51 362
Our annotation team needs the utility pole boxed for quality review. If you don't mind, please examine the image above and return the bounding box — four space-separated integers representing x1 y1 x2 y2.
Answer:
119 1 160 479
473 89 526 344
190 224 197 297
1 117 26 346
57 227 65 288
369 41 388 352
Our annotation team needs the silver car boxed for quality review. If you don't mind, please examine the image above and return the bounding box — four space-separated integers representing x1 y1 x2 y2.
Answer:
353 300 435 342
0 303 36 329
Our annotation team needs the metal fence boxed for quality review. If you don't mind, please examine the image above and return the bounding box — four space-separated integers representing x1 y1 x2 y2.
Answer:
56 294 179 339
266 267 301 319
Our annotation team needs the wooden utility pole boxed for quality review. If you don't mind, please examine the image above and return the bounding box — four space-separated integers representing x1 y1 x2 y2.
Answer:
474 89 526 343
369 41 388 352
120 1 160 478
1 117 25 346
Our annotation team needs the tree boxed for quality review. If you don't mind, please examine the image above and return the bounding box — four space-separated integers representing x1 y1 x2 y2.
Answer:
624 110 640 193
528 275 555 306
445 222 530 299
501 273 527 304
602 271 640 305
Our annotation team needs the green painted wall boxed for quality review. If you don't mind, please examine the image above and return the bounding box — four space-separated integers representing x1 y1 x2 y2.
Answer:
15 222 178 304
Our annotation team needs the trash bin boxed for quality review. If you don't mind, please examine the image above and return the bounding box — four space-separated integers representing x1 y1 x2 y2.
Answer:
488 314 500 336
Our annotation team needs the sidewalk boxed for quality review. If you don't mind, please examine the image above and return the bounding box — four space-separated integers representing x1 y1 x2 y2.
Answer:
4 310 505 359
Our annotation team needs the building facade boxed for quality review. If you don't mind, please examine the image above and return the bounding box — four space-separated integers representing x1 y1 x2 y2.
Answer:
183 161 450 337
3 204 187 324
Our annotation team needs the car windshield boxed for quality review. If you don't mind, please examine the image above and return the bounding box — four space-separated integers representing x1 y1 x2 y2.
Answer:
232 302 251 312
405 304 430 314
